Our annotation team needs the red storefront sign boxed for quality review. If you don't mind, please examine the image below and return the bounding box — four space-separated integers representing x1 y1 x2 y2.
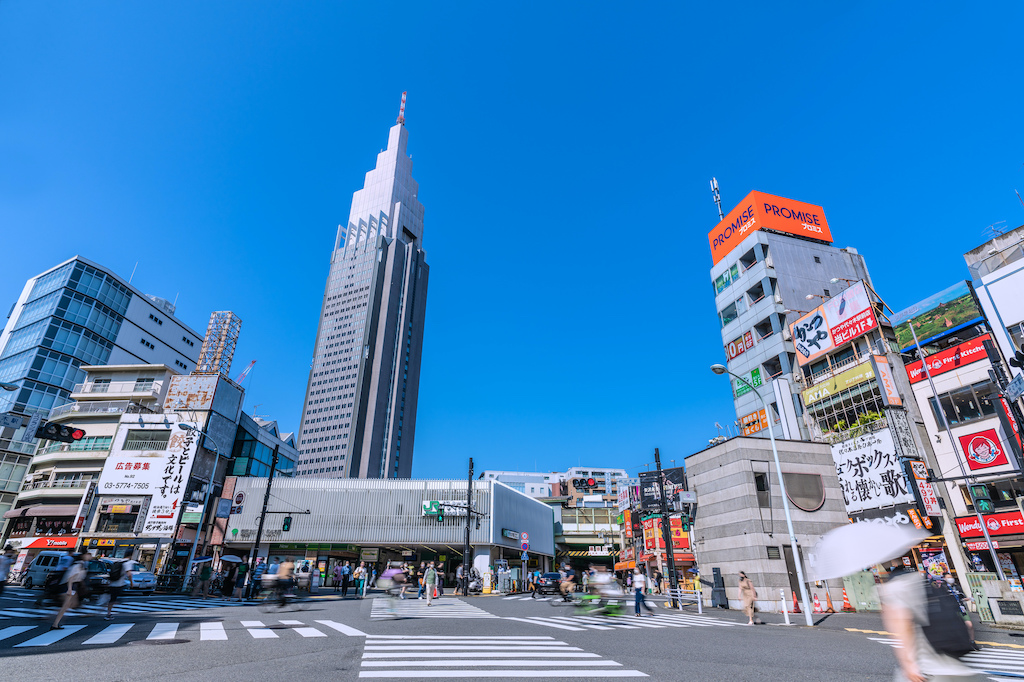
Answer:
905 335 990 384
641 517 689 550
956 510 1024 538
966 540 999 551
725 331 755 361
23 537 77 549
958 428 1010 470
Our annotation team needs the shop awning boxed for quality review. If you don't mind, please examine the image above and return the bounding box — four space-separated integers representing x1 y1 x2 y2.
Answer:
3 505 79 519
22 537 77 549
557 550 620 558
614 560 636 571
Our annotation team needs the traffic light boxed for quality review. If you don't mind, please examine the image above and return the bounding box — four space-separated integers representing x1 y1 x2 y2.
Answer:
1010 346 1024 370
561 498 574 509
680 513 691 531
572 478 598 490
970 484 994 514
282 516 292 532
437 508 444 523
34 421 85 444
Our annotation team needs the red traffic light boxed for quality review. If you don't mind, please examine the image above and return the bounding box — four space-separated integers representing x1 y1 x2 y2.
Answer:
71 428 85 441
586 478 596 487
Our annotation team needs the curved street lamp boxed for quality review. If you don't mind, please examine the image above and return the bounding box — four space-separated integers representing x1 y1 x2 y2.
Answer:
175 421 224 591
710 363 814 626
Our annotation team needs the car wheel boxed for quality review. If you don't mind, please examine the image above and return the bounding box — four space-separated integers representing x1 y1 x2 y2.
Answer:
23 577 32 589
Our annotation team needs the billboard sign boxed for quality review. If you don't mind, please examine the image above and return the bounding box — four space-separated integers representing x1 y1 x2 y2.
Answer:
708 191 833 265
904 334 990 384
734 367 762 397
740 408 769 436
802 361 875 407
957 428 1010 471
955 510 1024 538
909 460 941 517
638 467 686 511
871 356 903 407
891 281 986 351
790 282 877 366
725 332 755 361
831 428 916 514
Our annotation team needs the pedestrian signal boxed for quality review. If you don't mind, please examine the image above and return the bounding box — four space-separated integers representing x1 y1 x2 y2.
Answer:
35 421 86 444
437 510 444 523
282 516 292 532
970 485 994 514
1010 346 1024 370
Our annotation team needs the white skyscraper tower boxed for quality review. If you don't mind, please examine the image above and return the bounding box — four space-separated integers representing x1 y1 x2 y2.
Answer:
296 93 429 478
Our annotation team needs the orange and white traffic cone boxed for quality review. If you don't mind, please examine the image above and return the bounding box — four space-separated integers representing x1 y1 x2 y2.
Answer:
813 593 822 613
792 590 801 613
825 591 836 613
841 588 855 612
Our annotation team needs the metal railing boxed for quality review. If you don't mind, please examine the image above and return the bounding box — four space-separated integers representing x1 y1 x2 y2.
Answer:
49 400 158 420
666 587 703 614
22 478 95 491
72 380 160 394
0 438 37 455
807 353 870 386
40 440 112 455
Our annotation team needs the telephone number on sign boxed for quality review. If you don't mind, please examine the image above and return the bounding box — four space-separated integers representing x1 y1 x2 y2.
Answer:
103 482 149 490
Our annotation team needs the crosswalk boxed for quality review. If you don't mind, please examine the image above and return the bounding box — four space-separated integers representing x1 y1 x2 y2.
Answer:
358 634 647 678
0 596 240 619
371 597 499 619
502 612 738 632
0 618 366 649
869 636 1024 681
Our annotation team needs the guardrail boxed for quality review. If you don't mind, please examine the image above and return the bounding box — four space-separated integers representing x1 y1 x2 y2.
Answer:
665 587 703 614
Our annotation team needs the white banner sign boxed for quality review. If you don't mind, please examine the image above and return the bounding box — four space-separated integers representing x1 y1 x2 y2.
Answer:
831 429 915 514
909 460 941 517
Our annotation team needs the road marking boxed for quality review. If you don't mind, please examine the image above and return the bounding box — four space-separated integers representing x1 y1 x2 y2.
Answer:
280 620 304 625
503 617 585 631
362 652 602 659
241 620 266 627
200 622 228 641
977 641 1024 650
316 620 367 636
358 671 647 678
360 661 623 667
0 626 36 642
147 622 179 640
368 635 557 640
846 627 894 635
294 627 327 638
364 645 585 651
15 625 87 647
84 623 133 644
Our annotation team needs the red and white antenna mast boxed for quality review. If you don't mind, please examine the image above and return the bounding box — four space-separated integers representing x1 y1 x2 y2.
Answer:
397 91 407 125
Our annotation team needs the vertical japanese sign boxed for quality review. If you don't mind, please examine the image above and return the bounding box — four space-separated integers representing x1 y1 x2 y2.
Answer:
831 429 915 514
734 367 762 397
871 356 902 407
740 409 769 436
790 282 878 366
909 460 941 517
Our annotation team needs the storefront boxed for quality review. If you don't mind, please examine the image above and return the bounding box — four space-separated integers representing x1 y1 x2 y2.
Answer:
956 509 1024 590
217 477 555 588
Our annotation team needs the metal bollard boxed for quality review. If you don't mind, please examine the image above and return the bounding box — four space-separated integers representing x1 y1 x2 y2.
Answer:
781 588 790 625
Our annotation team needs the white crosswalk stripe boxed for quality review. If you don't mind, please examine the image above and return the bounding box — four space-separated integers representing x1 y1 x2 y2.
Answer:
869 636 1024 681
0 618 367 649
0 597 237 619
358 635 647 678
502 611 737 632
370 597 498 619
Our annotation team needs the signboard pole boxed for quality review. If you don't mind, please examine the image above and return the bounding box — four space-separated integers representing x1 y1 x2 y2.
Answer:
463 457 473 597
246 444 279 597
907 313 1004 579
654 449 679 608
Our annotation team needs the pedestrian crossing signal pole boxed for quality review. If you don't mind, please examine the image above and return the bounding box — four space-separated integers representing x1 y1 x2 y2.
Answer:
247 444 279 598
654 448 679 608
463 457 473 596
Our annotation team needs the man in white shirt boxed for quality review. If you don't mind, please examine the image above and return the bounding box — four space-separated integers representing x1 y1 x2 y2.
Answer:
105 559 132 620
633 569 654 617
0 545 15 597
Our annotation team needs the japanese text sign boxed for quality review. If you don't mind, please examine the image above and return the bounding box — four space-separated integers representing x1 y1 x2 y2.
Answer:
741 409 769 437
904 335 990 384
708 191 832 265
909 460 941 517
831 428 915 514
790 282 878 367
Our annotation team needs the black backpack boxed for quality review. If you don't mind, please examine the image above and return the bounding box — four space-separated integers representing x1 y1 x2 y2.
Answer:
108 561 123 582
919 579 974 659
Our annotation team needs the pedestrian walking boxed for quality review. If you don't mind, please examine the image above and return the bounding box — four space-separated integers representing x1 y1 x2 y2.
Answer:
424 561 438 606
0 545 14 597
370 566 378 589
353 561 367 598
655 570 664 595
221 563 237 599
51 553 90 630
233 562 248 601
333 563 343 593
738 571 758 625
340 560 352 598
416 561 427 599
633 569 654 616
455 564 464 595
192 562 212 598
881 562 979 682
105 559 132 620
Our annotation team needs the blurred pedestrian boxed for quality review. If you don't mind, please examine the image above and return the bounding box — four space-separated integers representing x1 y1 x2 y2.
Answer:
333 563 343 593
340 560 352 598
353 561 367 598
0 545 14 597
192 562 212 599
233 562 248 601
738 571 757 625
416 561 427 599
51 553 89 630
424 561 438 606
633 569 654 616
105 559 132 620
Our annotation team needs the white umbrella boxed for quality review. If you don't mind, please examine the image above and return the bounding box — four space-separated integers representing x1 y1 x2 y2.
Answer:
220 555 243 563
808 522 927 581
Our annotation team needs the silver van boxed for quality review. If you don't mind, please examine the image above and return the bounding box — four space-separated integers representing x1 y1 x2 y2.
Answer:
22 550 73 589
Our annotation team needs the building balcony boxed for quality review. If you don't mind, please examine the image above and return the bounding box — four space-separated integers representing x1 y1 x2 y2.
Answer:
71 380 163 401
30 447 111 467
16 484 91 503
22 478 94 491
0 437 37 456
805 353 872 387
48 400 159 421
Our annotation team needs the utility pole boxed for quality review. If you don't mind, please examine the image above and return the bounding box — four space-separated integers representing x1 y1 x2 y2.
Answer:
654 448 679 607
463 457 473 596
247 444 279 597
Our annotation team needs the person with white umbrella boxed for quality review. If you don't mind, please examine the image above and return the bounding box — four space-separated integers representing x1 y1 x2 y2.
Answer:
812 523 979 682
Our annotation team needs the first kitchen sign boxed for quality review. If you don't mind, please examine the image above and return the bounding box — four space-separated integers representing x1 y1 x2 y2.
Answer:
956 510 1024 538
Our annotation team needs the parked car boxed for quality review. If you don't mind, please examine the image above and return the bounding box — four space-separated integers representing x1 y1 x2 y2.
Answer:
21 550 74 590
84 559 112 598
532 572 564 597
123 560 157 592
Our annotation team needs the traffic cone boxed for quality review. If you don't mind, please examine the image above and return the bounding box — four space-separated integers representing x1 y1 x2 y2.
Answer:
841 588 855 612
791 590 801 613
813 593 822 613
825 591 836 613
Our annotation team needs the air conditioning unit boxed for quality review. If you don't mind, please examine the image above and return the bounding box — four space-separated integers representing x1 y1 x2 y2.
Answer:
774 295 783 304
782 328 792 341
792 371 804 385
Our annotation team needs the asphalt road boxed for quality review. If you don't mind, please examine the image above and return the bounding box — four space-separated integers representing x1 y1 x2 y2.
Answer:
2 587 1023 681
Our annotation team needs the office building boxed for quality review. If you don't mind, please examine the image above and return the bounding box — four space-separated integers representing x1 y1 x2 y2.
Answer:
0 257 203 516
965 225 1024 368
708 191 871 440
478 470 561 498
296 96 428 479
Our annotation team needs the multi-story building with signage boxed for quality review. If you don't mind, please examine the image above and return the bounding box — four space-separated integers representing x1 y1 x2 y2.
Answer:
296 97 429 480
0 257 203 517
708 191 872 440
964 224 1024 368
893 281 1024 580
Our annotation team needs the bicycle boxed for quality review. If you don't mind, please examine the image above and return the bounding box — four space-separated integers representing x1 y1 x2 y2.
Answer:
549 590 583 607
256 585 310 613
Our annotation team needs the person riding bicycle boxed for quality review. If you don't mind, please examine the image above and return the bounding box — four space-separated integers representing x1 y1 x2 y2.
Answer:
559 564 576 600
276 556 296 599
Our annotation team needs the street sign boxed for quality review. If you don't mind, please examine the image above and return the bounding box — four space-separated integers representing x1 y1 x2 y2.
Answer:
0 413 22 429
20 413 42 443
520 551 529 560
678 490 697 504
1005 374 1024 403
234 492 245 505
521 541 529 551
521 532 529 542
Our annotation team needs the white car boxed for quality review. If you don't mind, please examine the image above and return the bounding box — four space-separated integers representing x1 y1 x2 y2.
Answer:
121 560 157 592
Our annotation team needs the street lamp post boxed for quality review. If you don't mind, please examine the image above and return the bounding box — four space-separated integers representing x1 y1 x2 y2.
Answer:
177 422 223 591
711 363 814 626
0 382 18 391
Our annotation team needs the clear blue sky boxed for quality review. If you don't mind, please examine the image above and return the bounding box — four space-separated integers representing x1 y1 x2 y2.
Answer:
2 3 1022 479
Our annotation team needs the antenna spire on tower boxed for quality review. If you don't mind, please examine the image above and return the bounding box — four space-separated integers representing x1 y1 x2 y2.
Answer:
397 91 407 125
711 177 724 221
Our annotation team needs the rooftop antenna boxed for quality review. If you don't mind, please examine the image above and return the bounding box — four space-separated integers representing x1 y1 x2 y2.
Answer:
982 220 1009 241
711 178 724 221
1016 190 1024 210
397 91 407 125
128 262 139 285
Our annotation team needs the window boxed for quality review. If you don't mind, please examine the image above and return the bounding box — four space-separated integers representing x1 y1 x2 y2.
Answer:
1008 323 1024 354
814 256 821 264
92 378 111 393
754 472 770 508
133 377 155 391
928 381 998 427
823 289 831 297
122 430 171 451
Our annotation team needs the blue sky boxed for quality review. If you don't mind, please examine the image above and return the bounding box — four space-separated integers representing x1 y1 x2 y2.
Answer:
2 2 1022 479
